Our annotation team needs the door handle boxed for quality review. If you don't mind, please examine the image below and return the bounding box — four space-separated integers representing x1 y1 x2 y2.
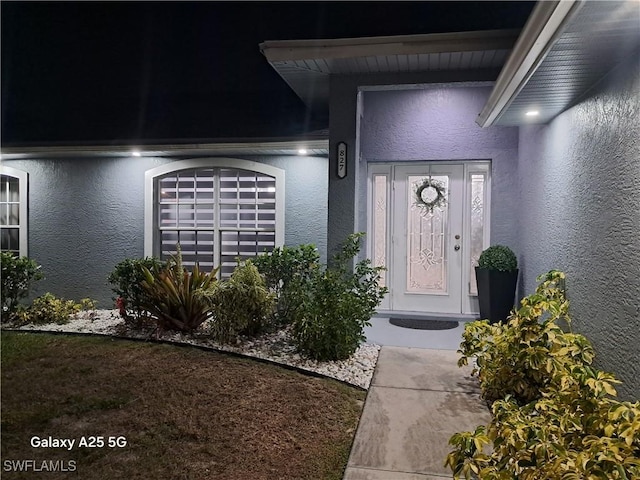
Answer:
454 245 461 251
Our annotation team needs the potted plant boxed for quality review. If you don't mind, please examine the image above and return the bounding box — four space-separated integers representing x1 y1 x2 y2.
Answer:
475 245 518 323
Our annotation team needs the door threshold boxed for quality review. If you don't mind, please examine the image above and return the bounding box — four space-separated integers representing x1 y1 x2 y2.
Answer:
374 310 479 322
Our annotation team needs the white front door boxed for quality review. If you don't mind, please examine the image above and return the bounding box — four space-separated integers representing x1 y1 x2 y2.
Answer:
368 162 490 315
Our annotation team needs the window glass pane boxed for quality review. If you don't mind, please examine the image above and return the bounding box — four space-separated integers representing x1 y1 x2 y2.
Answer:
373 175 387 287
196 231 216 271
195 173 215 200
1 228 19 253
219 206 238 227
257 190 276 200
159 176 177 203
0 177 6 202
195 204 214 227
469 174 486 296
8 178 19 202
8 205 19 226
0 205 7 226
178 204 195 228
159 204 177 227
160 231 179 258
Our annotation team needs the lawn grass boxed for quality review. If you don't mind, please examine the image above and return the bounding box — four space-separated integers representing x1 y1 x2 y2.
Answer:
1 332 365 479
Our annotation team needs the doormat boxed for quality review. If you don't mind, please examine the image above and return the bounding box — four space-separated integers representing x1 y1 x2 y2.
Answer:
389 318 459 330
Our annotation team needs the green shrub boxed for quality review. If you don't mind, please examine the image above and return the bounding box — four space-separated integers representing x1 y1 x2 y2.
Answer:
477 245 517 271
252 244 319 325
15 293 97 325
289 233 387 361
1 252 44 320
202 260 276 343
140 246 218 333
457 270 591 405
446 270 640 479
107 257 165 327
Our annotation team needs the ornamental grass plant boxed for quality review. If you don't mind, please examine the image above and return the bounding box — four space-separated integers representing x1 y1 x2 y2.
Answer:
140 246 218 333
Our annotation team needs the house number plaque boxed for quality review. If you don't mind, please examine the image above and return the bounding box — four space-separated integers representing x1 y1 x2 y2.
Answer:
337 142 347 179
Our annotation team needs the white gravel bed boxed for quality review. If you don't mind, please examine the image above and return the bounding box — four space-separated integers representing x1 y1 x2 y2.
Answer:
10 310 381 389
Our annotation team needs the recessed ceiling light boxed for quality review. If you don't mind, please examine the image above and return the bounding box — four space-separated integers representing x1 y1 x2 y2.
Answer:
525 110 539 117
297 148 308 155
132 150 141 157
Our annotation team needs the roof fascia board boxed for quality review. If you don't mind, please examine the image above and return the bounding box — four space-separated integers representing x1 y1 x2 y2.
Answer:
476 0 585 127
0 139 329 160
260 30 519 62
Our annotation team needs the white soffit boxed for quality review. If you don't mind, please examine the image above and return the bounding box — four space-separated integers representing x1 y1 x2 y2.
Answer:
260 30 520 112
478 0 640 127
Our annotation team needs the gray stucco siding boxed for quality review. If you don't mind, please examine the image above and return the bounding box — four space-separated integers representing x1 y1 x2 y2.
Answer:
3 154 328 308
517 52 640 400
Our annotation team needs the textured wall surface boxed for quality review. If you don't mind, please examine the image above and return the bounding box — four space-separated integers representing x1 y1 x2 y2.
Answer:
359 86 520 254
327 70 503 260
518 53 640 400
328 78 360 259
3 154 328 307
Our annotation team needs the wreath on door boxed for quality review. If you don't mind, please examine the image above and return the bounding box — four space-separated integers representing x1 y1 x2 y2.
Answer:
415 178 447 212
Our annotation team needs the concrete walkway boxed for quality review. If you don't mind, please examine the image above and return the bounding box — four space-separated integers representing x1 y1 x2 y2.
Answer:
343 347 491 479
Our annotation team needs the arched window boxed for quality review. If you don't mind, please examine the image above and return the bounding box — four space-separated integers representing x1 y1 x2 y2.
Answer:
0 166 28 256
145 159 284 277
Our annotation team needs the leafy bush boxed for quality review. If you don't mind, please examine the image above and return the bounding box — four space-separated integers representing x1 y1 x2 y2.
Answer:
458 270 591 405
201 260 276 343
1 252 44 321
107 257 165 327
140 246 218 333
289 233 387 361
15 293 97 325
446 270 640 479
252 244 319 325
477 245 517 271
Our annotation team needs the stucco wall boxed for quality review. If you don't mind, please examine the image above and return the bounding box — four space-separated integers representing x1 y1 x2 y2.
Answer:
359 85 520 255
327 70 503 260
3 154 328 307
518 53 640 400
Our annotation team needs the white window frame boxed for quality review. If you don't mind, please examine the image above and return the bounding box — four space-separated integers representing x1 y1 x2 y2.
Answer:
144 158 285 264
0 165 28 256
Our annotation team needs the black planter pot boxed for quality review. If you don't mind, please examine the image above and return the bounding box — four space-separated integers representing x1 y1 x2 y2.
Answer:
475 267 518 323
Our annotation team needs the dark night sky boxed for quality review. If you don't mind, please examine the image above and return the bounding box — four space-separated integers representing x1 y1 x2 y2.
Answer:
1 1 535 146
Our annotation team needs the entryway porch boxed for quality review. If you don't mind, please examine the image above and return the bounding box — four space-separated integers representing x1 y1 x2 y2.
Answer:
365 311 478 350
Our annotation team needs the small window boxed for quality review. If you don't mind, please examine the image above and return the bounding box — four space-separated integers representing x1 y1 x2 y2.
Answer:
0 167 28 256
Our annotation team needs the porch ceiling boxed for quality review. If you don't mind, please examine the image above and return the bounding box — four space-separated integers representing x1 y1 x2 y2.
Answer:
259 30 520 113
478 0 640 127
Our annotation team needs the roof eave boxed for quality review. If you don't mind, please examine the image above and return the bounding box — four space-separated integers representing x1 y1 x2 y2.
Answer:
476 0 585 128
0 138 329 160
259 29 520 62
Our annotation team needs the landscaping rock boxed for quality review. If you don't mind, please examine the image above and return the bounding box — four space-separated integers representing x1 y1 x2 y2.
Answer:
12 310 381 389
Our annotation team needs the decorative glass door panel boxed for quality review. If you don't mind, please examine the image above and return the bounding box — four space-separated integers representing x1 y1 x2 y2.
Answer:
407 175 449 294
372 174 388 288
